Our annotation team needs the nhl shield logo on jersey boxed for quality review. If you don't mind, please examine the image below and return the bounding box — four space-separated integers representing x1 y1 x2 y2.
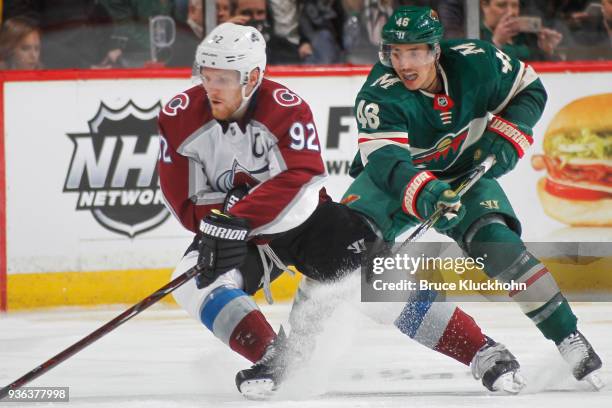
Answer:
435 95 449 108
433 94 454 125
63 100 170 238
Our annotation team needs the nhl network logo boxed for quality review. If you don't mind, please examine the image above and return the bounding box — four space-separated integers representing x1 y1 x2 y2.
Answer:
63 101 170 238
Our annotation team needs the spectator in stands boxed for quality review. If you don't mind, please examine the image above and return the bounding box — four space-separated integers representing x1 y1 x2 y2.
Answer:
268 0 309 60
342 0 393 64
437 0 465 38
4 0 109 69
227 0 301 64
480 0 563 60
216 0 232 24
566 0 612 59
174 0 189 24
299 0 346 63
0 16 42 69
185 0 204 39
95 0 173 68
168 0 204 66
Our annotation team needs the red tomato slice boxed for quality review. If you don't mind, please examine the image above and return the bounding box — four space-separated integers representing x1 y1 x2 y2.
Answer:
545 178 611 201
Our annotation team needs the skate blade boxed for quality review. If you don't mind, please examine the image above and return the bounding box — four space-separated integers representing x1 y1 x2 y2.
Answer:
239 378 277 400
491 372 526 395
584 371 605 391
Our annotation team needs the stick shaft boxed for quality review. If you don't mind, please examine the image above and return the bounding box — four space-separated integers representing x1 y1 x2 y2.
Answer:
0 265 200 399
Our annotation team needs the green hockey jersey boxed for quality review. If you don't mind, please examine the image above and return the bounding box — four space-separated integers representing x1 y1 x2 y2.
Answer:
343 39 547 240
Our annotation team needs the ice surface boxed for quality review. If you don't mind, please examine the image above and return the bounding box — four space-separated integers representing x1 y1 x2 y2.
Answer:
1 301 611 407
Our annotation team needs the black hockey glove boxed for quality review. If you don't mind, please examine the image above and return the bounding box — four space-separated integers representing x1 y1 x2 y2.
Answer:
223 185 249 212
196 210 251 289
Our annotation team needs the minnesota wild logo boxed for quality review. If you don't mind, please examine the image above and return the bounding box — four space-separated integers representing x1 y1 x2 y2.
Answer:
413 130 468 167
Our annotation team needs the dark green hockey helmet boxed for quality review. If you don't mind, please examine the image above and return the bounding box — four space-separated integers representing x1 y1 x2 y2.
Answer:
379 6 444 66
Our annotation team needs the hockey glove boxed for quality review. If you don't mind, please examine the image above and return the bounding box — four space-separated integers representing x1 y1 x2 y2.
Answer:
223 185 249 212
476 117 533 179
475 131 519 179
414 179 465 232
196 210 251 289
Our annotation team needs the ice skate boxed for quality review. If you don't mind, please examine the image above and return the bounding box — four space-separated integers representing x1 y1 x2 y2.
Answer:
471 337 525 394
235 327 289 400
558 330 605 390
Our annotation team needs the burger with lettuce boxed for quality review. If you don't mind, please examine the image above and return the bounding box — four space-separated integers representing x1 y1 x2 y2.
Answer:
532 94 612 226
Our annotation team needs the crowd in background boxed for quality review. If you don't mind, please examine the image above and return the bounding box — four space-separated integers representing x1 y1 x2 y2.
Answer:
0 0 611 70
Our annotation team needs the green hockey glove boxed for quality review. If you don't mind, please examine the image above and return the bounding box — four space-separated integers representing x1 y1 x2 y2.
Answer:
476 116 533 179
402 172 465 232
477 131 518 178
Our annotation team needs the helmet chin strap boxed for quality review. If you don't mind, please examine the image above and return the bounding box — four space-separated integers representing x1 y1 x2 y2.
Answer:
230 71 262 121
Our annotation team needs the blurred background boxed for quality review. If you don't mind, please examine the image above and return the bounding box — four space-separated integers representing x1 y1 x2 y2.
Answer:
1 0 611 70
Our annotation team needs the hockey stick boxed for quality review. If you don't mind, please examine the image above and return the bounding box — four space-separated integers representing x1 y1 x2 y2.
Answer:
398 155 496 248
0 264 202 400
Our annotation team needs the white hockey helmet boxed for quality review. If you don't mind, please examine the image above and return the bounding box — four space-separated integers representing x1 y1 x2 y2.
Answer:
195 23 267 89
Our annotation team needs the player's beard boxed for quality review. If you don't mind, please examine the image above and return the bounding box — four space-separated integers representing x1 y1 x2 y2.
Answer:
209 96 241 121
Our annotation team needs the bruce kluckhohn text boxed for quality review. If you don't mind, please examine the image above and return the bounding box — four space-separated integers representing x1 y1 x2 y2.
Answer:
371 279 527 292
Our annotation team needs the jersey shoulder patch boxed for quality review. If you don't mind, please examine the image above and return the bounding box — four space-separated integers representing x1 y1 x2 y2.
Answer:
359 63 414 106
160 85 202 120
272 88 303 107
252 79 314 139
259 78 305 108
158 85 211 147
364 63 405 92
442 39 514 84
162 92 190 117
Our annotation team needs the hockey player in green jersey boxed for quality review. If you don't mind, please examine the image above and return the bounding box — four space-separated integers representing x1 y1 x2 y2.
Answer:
342 6 604 391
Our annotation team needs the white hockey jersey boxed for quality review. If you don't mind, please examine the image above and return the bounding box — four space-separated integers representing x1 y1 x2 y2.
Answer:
158 78 327 236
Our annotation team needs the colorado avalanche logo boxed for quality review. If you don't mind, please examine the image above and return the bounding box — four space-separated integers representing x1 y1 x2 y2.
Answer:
162 93 189 116
273 88 302 107
215 159 269 192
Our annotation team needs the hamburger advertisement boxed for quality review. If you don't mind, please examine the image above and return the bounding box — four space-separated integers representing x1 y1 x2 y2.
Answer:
531 93 612 227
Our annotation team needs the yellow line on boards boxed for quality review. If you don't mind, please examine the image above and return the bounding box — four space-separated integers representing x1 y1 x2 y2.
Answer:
7 269 302 310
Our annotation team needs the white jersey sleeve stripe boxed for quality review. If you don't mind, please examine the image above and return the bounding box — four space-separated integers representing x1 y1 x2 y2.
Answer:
513 64 539 96
492 61 526 115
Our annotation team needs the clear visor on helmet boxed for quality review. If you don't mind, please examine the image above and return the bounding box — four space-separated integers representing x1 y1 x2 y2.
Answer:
200 67 243 92
379 43 438 68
